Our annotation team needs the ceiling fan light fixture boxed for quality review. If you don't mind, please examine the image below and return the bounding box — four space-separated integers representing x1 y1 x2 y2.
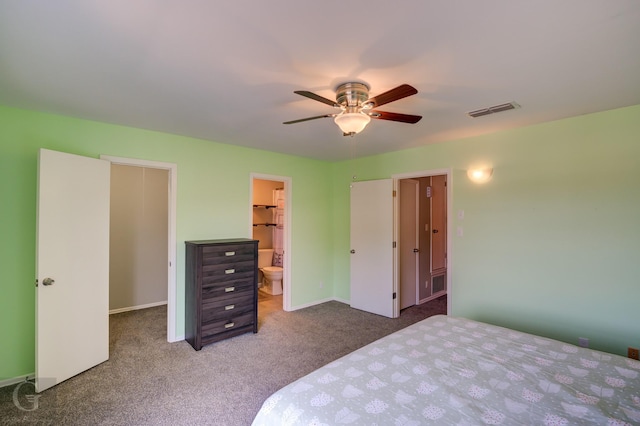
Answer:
334 112 371 134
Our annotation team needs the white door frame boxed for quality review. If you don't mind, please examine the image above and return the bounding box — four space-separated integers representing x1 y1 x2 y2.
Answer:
249 173 292 312
392 168 452 315
101 155 178 342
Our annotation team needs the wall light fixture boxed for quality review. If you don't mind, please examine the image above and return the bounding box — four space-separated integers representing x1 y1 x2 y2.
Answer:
467 167 493 184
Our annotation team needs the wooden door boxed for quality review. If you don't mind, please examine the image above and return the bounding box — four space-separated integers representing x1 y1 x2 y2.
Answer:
399 179 419 309
36 149 110 392
350 179 395 318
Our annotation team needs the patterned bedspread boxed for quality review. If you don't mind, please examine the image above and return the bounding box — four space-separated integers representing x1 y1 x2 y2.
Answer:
252 315 640 425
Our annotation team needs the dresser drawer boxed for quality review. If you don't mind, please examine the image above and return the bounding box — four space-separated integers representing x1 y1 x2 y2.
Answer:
202 259 255 283
201 291 254 322
201 311 255 337
202 244 255 265
201 277 254 298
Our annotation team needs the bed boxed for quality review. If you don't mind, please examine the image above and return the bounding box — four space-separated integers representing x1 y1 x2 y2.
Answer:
252 315 640 425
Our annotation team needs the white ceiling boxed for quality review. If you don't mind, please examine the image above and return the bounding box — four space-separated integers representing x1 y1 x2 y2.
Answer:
1 1 639 161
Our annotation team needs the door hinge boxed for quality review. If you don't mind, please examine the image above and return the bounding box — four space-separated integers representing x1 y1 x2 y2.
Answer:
392 190 397 197
393 292 397 299
426 186 432 198
393 241 397 248
35 279 38 288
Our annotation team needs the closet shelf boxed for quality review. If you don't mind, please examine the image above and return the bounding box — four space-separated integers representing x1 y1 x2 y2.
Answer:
253 204 276 209
253 223 277 227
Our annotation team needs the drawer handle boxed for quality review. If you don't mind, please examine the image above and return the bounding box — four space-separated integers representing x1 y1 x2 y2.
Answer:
224 322 235 329
224 286 235 293
225 304 235 311
225 251 235 256
225 269 235 274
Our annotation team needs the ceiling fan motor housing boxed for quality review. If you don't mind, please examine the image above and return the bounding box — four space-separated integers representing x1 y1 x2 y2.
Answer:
335 82 370 111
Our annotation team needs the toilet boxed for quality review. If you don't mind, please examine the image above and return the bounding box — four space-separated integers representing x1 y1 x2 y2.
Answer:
258 249 283 295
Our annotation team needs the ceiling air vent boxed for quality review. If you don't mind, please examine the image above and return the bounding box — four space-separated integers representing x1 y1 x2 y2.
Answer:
467 102 520 118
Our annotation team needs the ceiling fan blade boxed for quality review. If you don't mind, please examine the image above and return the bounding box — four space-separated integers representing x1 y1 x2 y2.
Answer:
294 91 340 108
370 111 422 124
366 84 418 108
283 114 335 125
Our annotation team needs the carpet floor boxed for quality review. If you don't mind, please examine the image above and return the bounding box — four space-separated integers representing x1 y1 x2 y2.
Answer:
1 294 446 425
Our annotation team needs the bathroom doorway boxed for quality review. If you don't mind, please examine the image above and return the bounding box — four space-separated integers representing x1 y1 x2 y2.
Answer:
250 174 291 312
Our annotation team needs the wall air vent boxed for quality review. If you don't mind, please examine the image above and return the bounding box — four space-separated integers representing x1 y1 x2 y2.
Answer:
467 102 520 118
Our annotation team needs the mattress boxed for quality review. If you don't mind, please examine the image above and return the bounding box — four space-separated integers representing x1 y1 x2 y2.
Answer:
252 315 640 425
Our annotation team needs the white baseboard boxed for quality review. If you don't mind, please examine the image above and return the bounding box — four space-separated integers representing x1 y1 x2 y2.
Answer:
109 301 167 315
0 374 34 389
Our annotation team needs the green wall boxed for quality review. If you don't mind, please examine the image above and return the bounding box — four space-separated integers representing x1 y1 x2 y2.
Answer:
2 103 639 383
0 105 334 381
332 104 640 356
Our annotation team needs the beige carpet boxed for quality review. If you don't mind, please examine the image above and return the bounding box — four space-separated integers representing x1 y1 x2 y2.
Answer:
0 295 446 425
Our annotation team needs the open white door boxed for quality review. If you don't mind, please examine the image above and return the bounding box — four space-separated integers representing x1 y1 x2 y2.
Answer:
36 149 110 392
350 179 395 318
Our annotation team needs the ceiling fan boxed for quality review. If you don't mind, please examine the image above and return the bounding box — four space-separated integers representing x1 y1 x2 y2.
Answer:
283 82 422 136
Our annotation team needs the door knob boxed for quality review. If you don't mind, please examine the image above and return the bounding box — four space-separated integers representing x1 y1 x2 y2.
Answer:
350 249 355 254
432 229 439 234
43 277 55 286
413 248 419 253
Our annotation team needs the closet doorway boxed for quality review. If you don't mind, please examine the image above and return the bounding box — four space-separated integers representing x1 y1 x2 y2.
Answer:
100 155 178 342
395 169 450 312
250 173 292 312
109 165 168 313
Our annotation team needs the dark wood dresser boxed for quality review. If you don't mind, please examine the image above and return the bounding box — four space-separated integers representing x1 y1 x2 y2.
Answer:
185 238 258 350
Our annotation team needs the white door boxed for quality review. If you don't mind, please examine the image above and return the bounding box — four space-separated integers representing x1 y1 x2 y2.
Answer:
36 149 110 392
350 179 395 318
399 179 419 309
